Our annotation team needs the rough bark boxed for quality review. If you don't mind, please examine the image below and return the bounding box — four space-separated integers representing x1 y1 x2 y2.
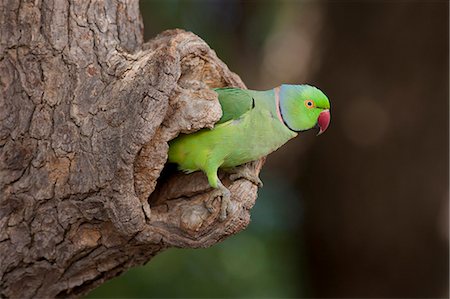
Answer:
0 1 262 297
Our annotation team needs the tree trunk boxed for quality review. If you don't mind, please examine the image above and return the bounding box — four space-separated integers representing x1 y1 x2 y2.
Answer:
0 1 262 297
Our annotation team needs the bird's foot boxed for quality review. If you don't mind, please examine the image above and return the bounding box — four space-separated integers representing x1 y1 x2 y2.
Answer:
205 184 233 221
228 166 263 187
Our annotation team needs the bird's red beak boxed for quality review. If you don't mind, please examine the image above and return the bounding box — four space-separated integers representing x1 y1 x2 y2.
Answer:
317 109 330 135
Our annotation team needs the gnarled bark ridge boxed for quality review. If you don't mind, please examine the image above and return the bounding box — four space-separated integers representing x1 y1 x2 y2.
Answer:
0 1 262 297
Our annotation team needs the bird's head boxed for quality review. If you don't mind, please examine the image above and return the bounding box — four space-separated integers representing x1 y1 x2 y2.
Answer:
278 84 331 135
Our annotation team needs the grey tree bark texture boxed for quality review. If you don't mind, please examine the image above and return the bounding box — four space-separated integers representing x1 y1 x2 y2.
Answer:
0 1 263 297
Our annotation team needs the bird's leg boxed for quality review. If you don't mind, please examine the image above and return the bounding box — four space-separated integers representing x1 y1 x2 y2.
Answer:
205 169 233 221
212 181 231 221
226 165 263 187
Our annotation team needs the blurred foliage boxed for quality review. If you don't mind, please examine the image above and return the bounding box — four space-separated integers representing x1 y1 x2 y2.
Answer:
88 174 308 298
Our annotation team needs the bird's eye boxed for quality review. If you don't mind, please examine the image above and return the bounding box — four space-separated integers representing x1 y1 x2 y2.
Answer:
304 99 315 108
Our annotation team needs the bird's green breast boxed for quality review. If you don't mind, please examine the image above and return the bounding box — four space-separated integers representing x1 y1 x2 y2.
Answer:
219 106 296 167
168 91 297 172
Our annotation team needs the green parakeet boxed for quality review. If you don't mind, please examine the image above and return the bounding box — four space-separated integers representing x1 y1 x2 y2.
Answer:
168 84 331 220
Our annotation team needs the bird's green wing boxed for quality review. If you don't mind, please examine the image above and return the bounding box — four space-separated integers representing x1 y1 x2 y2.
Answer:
214 88 254 124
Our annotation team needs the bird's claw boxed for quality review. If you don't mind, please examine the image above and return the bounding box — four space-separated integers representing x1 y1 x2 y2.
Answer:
229 168 263 187
205 185 232 221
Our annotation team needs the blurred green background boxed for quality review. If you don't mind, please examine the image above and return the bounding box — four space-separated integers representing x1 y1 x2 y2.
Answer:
88 0 449 298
